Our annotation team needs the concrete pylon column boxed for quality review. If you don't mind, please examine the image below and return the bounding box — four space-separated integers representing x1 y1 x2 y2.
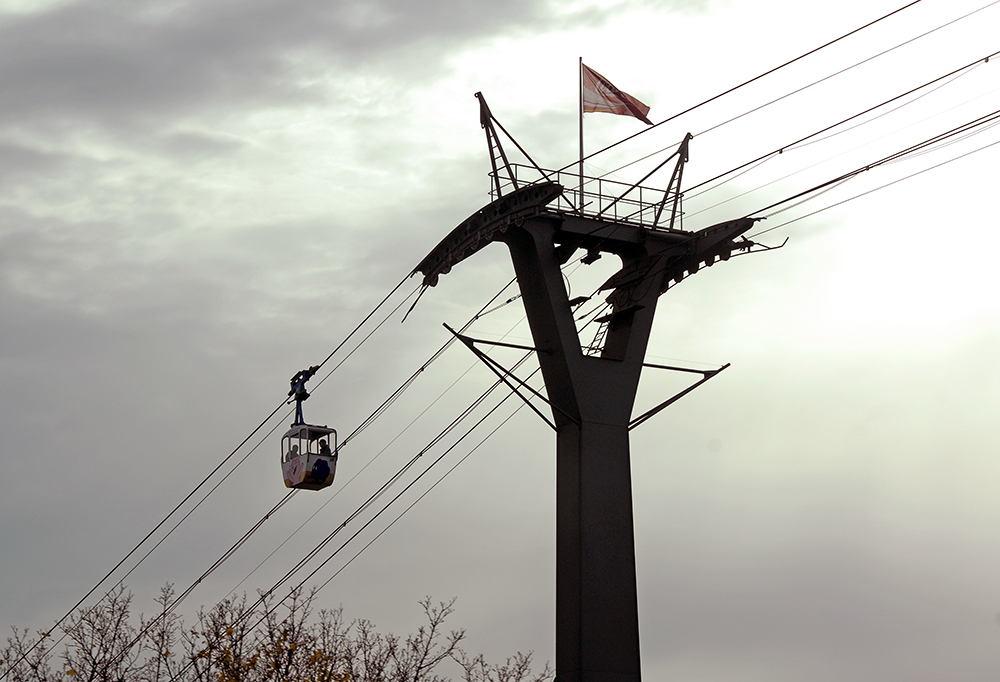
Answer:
414 173 757 682
500 217 662 682
555 421 640 682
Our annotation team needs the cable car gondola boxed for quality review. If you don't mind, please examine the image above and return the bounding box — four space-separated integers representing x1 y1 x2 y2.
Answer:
281 365 338 491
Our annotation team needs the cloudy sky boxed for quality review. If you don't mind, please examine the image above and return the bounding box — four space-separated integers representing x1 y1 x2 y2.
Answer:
2 0 999 679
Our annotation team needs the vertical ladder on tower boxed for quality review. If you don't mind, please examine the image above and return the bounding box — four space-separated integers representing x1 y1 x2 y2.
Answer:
585 317 611 356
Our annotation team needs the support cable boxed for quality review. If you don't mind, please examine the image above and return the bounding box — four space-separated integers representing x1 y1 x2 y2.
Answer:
164 361 536 682
747 134 1000 239
0 399 290 678
250 352 533 612
105 354 526 682
695 0 1000 140
314 400 528 592
249 364 538 634
225 280 523 595
91 491 301 682
1 274 414 682
554 0 924 175
571 50 996 248
312 394 538 591
570 108 1000 331
94 408 296 597
573 51 999 246
311 283 423 398
50 277 525 680
314 276 412 370
341 278 518 448
113 282 423 614
774 63 988 152
595 0 998 183
683 72 999 219
746 106 1000 218
684 49 1000 197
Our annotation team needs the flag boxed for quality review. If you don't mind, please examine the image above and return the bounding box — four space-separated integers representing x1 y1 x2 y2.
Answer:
582 64 652 125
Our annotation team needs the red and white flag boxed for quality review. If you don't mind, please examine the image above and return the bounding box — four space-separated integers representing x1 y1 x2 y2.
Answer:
582 64 652 125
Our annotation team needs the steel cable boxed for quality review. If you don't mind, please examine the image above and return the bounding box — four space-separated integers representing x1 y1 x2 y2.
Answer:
554 0 925 175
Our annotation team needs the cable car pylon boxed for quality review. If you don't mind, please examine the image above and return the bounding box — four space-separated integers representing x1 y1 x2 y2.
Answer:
413 93 779 682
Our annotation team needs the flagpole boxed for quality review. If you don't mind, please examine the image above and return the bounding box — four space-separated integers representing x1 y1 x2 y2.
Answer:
578 57 584 213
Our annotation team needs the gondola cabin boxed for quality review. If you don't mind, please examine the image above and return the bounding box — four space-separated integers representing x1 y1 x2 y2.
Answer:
281 424 338 491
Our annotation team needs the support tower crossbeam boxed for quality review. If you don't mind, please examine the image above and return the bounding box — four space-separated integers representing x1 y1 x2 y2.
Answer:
413 95 765 682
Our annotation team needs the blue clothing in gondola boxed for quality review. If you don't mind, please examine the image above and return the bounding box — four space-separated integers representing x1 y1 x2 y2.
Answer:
310 458 330 482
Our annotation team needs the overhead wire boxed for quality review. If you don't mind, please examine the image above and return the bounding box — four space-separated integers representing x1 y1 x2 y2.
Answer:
685 56 988 207
164 356 538 682
257 361 540 609
746 105 1000 219
694 0 1000 140
208 272 540 601
0 398 293 680
225 360 478 596
56 263 539 682
554 0 925 175
78 323 519 682
747 134 1000 239
878 115 1000 162
260 257 638 603
342 277 518 451
104 409 296 590
313 276 414 371
225 280 525 595
595 0 1000 184
312 283 423 398
682 48 1000 198
126 279 420 591
684 77 1000 220
264 356 534 604
94 491 302 680
234 260 589 597
54 272 528 680
1 273 417 681
547 49 1000 249
778 64 986 152
558 103 1000 322
315 399 529 592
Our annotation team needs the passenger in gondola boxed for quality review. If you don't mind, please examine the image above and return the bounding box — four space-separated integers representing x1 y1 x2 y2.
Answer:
288 444 299 460
318 439 332 456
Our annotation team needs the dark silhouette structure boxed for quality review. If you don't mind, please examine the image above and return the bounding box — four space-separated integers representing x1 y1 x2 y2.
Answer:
415 94 774 682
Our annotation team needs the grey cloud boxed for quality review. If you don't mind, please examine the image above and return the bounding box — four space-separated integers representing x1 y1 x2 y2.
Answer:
0 0 545 130
152 130 245 159
0 142 69 184
0 0 710 135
